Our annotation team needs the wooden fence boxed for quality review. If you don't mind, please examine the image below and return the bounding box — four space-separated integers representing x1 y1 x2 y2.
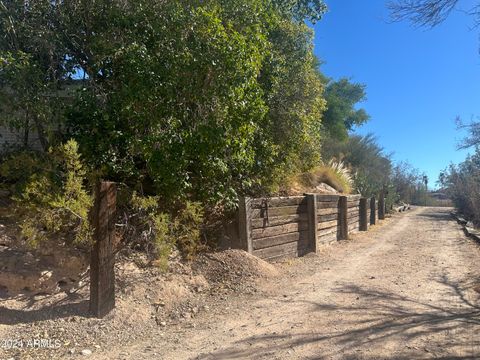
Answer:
237 193 386 261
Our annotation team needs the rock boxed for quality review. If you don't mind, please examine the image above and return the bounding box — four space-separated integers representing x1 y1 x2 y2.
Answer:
81 349 92 356
315 183 338 194
40 270 53 279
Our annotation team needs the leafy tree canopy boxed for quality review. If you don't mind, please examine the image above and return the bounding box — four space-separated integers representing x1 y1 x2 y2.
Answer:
0 0 327 209
321 78 370 140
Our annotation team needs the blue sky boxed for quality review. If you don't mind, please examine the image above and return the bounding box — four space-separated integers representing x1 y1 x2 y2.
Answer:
313 0 480 188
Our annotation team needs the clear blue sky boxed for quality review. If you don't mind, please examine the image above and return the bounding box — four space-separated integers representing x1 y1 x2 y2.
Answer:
313 0 480 188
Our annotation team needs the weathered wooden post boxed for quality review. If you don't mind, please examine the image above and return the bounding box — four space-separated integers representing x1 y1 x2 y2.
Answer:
238 196 253 253
338 196 348 240
378 191 385 220
359 197 368 231
90 181 117 318
370 196 376 225
305 194 318 252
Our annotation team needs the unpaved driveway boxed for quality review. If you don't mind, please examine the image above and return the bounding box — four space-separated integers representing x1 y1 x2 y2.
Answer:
97 207 480 360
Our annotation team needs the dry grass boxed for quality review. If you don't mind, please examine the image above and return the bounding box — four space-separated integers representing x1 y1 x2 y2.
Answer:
281 160 353 195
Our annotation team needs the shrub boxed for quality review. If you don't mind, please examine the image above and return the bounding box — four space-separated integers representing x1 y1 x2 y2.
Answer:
319 160 353 193
1 140 93 248
440 150 480 225
121 191 204 269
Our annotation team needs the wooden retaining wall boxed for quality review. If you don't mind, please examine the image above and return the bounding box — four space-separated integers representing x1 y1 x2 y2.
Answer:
249 196 309 261
238 193 387 261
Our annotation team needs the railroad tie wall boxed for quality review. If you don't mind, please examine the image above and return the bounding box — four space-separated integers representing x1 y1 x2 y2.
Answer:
346 195 361 234
249 197 310 261
316 195 340 245
238 193 386 261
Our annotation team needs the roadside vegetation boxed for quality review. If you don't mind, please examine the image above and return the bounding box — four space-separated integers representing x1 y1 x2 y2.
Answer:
0 0 430 267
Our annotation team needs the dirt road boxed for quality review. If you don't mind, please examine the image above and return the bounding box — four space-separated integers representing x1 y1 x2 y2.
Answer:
92 207 480 360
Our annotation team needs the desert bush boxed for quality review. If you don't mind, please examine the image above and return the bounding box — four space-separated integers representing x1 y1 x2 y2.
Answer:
1 140 93 248
119 191 205 269
440 149 480 224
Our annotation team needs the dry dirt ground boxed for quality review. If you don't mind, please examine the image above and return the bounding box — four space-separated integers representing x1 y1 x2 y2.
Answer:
2 206 480 360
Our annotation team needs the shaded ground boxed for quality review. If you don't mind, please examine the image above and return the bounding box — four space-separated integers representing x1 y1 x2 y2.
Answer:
2 207 480 359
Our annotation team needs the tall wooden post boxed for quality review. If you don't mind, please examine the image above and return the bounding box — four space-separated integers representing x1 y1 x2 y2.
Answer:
305 194 318 252
90 181 117 318
238 196 253 253
378 191 385 220
338 196 348 240
359 198 368 231
370 196 376 225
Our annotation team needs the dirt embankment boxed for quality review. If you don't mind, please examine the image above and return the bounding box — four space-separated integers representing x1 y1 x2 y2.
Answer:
0 243 278 360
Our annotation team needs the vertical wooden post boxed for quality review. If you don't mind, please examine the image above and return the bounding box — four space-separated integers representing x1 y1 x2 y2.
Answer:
338 196 348 240
378 191 385 220
238 196 253 253
359 198 368 231
305 194 318 252
370 196 376 225
90 181 116 318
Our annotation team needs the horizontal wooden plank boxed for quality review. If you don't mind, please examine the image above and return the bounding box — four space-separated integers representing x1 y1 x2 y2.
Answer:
318 213 338 222
251 196 306 209
348 217 359 225
318 219 338 230
316 195 340 202
318 226 338 237
348 202 359 208
347 211 360 219
317 201 339 209
318 232 337 244
251 214 307 229
252 222 307 239
317 207 339 215
252 231 309 250
251 205 307 219
253 241 310 259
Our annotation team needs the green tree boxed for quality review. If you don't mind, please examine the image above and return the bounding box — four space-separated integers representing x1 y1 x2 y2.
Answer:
322 134 391 196
1 0 327 209
0 0 72 150
321 78 370 140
